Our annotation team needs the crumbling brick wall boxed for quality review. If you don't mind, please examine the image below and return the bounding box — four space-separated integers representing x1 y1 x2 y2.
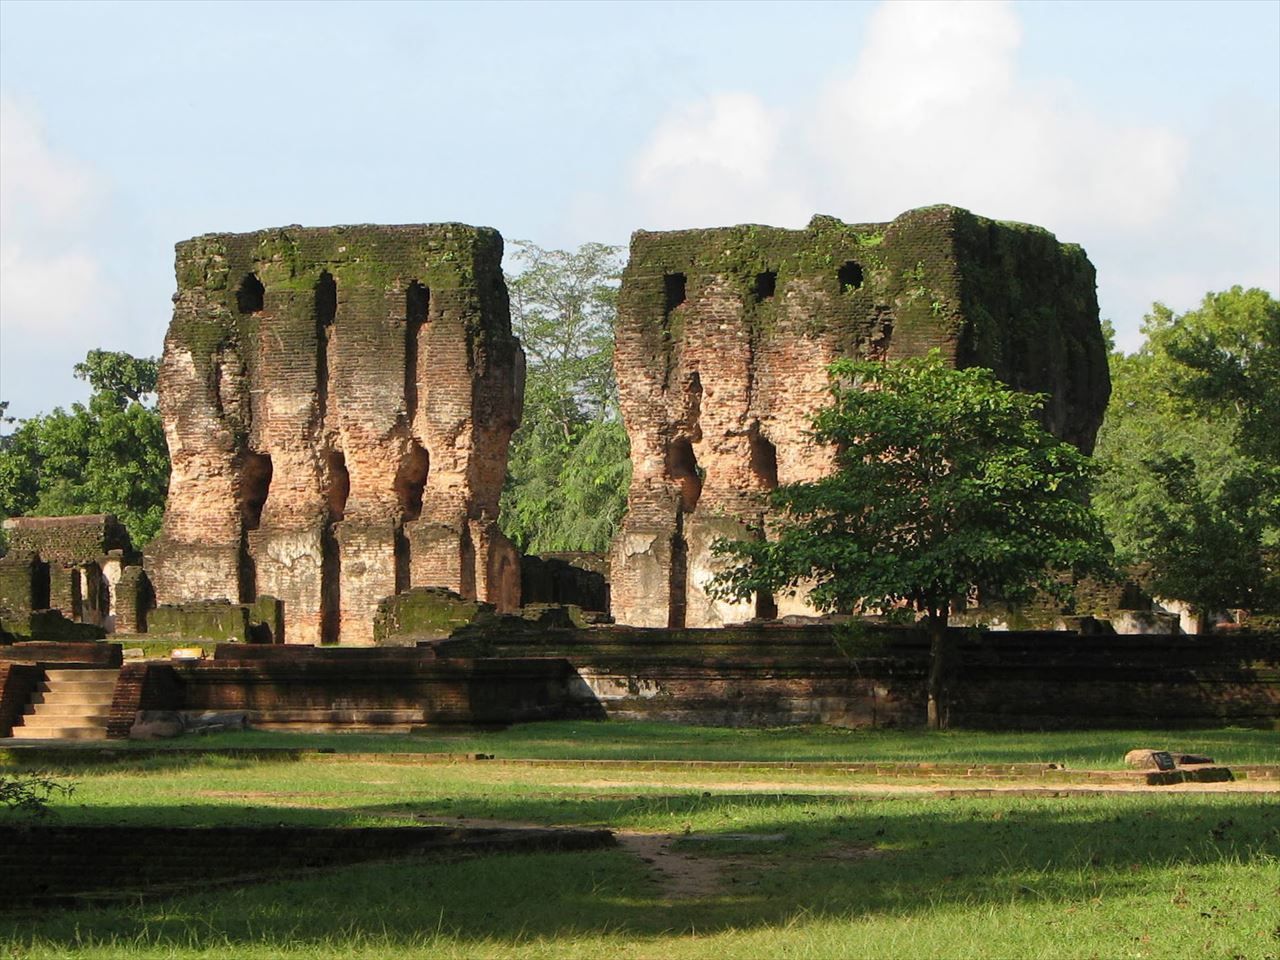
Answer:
145 224 525 645
610 205 1110 628
0 515 137 629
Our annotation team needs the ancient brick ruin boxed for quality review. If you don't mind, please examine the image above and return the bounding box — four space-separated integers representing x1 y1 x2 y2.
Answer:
609 205 1110 628
3 206 1112 649
144 225 525 645
0 515 144 636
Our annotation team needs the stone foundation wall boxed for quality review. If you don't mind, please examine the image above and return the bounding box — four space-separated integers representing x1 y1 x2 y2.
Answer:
103 648 583 735
434 625 1280 730
146 224 525 644
609 206 1109 628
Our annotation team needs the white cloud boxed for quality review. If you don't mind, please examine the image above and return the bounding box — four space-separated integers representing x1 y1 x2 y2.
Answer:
0 243 102 337
631 93 811 230
0 95 107 344
626 0 1188 239
0 94 99 227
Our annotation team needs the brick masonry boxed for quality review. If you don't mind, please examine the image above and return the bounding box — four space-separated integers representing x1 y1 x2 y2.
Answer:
0 516 140 633
433 625 1279 730
609 206 1110 628
145 225 526 645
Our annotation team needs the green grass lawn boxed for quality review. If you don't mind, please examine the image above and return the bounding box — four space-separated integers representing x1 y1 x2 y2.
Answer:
3 722 1278 958
7 720 1278 767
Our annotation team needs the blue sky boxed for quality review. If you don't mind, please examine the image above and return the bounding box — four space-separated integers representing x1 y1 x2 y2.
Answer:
2 0 1277 419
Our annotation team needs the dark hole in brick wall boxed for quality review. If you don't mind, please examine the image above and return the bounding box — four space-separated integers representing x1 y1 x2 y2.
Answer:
753 271 777 302
756 589 778 621
664 273 687 315
669 513 688 630
666 438 703 513
394 527 411 595
323 450 350 521
749 429 778 491
32 561 50 609
315 272 337 327
394 442 429 521
748 429 778 620
838 261 864 292
459 524 477 601
316 272 338 427
239 452 273 530
405 281 429 419
235 274 265 314
320 525 340 645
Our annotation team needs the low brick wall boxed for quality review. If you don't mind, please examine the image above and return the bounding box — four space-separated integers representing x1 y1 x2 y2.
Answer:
104 649 587 736
433 624 1280 730
0 663 44 737
105 662 184 738
0 641 122 668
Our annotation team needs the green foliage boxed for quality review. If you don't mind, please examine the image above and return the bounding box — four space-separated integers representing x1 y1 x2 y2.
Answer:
709 352 1111 727
1093 289 1279 622
709 352 1111 621
1153 286 1280 464
500 242 631 554
0 351 169 547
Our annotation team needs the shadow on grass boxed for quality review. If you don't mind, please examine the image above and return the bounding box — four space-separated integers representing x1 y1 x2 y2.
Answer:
3 792 1276 952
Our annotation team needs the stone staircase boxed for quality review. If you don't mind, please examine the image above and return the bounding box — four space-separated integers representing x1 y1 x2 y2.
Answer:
11 669 119 740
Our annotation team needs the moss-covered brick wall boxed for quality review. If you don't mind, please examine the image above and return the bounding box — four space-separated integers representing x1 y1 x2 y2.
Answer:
372 587 491 645
148 601 251 643
146 224 525 646
610 205 1110 628
2 515 134 566
0 553 41 623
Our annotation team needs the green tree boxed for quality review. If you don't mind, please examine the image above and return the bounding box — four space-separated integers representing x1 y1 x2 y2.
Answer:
1154 286 1279 464
0 351 169 547
1093 289 1279 628
709 352 1111 729
500 242 631 554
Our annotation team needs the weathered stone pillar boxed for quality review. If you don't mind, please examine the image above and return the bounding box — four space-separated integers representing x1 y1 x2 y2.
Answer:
114 566 152 634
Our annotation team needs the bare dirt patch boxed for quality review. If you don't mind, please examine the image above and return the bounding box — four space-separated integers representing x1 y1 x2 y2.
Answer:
615 831 729 901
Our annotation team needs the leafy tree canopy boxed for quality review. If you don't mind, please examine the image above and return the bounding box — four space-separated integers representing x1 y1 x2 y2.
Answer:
0 351 169 548
709 351 1112 727
1093 288 1279 624
499 241 631 555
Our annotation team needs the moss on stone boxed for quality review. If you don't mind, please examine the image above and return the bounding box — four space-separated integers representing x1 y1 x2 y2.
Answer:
372 587 494 645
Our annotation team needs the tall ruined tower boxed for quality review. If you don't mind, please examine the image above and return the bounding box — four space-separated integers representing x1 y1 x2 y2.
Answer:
146 224 525 644
610 205 1110 628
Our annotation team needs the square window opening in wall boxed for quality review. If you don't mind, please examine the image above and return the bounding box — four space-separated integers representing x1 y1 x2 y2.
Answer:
664 273 687 315
839 261 864 292
753 271 777 302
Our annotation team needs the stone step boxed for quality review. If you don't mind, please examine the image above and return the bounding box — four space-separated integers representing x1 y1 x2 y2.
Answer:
30 686 117 701
45 669 120 683
16 712 109 729
38 676 118 690
24 702 111 719
10 725 108 740
29 691 117 706
35 681 118 698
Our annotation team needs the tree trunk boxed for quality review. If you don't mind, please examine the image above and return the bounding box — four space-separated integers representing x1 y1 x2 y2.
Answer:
926 615 950 731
